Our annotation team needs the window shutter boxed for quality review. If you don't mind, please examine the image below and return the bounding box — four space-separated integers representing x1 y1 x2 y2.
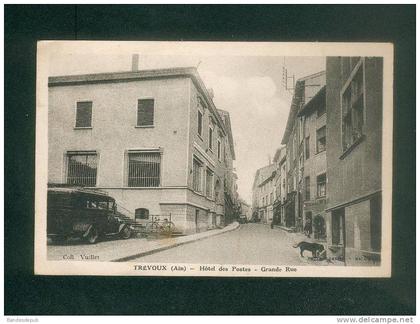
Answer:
76 101 92 127
137 99 154 126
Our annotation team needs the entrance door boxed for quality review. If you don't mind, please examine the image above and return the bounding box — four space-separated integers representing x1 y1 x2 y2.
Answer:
313 214 326 240
332 208 345 260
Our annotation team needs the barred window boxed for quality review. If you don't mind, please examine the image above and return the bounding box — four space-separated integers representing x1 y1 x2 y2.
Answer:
135 208 150 220
317 173 326 198
192 157 203 192
128 152 161 187
67 152 97 186
75 101 92 128
206 168 214 198
137 99 154 127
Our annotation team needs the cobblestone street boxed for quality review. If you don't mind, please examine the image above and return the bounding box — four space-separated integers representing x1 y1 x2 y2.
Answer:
48 223 340 266
134 223 322 265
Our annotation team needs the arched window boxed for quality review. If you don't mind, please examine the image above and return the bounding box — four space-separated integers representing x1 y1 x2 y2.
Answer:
135 208 149 220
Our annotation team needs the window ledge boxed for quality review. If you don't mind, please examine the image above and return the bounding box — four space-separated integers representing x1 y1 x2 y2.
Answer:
340 134 365 160
74 126 92 130
127 186 161 189
192 190 204 196
197 134 204 142
135 125 154 128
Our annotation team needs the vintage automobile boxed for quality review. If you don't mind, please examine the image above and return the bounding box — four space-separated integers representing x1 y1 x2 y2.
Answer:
238 215 248 224
47 186 134 244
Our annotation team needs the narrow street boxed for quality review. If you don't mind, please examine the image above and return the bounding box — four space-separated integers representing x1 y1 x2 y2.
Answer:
134 223 306 265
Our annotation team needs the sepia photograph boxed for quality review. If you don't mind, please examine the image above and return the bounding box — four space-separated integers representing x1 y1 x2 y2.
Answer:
5 4 416 319
35 41 393 277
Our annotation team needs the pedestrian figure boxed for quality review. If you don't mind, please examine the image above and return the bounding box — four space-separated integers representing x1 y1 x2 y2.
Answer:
304 219 312 238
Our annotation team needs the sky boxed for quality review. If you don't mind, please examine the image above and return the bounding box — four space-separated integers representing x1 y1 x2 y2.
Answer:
48 47 325 203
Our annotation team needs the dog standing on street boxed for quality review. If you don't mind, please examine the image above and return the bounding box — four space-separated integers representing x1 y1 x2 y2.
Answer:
293 241 325 259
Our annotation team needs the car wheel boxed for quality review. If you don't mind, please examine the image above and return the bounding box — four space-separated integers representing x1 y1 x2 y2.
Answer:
86 226 99 244
120 226 132 239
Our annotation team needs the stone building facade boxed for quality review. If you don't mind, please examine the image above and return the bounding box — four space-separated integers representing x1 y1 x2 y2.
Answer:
297 86 327 241
325 57 383 265
251 164 276 223
273 146 287 226
281 71 326 231
48 65 237 234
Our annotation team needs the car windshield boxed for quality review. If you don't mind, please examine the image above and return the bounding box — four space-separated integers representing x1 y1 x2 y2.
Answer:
86 199 112 210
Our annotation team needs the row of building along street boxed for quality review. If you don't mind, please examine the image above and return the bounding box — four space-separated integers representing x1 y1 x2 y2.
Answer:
252 57 383 266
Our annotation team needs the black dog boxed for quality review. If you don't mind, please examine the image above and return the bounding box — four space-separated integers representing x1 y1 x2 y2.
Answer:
293 241 325 258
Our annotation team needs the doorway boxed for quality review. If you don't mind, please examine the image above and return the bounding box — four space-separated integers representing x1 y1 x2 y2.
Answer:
331 208 345 260
195 209 200 233
313 214 326 240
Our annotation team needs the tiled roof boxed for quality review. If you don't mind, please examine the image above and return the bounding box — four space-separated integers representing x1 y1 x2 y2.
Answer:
48 67 198 86
297 85 326 117
255 164 276 187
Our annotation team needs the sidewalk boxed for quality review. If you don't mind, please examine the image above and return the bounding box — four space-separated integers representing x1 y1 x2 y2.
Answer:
47 222 240 262
272 224 319 244
272 224 345 266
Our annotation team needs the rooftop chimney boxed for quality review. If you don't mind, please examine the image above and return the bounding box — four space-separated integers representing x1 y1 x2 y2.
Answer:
207 88 214 100
131 54 139 71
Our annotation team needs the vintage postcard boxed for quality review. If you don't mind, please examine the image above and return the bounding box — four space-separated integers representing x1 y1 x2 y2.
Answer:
34 41 393 277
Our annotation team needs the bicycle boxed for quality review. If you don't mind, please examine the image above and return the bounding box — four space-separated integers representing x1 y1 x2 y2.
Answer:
145 216 176 236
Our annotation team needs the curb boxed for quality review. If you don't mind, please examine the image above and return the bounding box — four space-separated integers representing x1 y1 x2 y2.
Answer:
111 222 240 262
272 225 295 233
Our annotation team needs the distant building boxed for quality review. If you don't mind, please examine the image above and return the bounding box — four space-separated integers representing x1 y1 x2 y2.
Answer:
218 109 240 225
239 200 252 221
252 164 276 224
297 85 327 241
325 57 383 265
48 63 237 234
273 146 287 226
281 71 326 231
